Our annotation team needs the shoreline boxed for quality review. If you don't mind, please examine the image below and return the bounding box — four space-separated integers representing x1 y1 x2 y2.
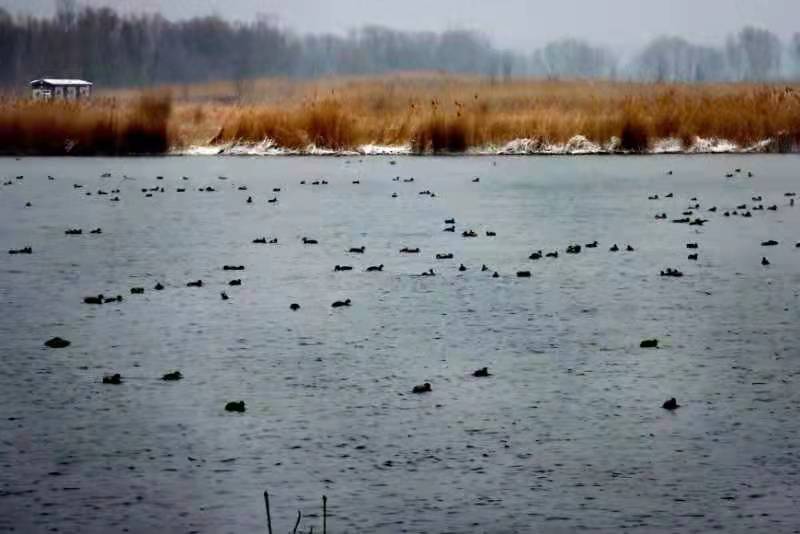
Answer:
174 135 789 157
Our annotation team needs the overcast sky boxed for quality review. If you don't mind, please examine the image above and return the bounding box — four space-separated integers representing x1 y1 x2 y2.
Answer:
2 0 797 50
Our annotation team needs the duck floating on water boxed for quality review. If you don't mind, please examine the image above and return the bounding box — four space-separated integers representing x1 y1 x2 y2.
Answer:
609 244 619 252
473 367 491 377
225 401 246 412
334 265 353 272
154 282 165 291
516 270 531 278
662 397 680 410
486 231 496 237
223 265 245 271
162 371 183 381
302 237 318 245
412 383 432 394
688 253 698 261
400 247 420 254
585 241 598 248
253 237 267 244
436 253 454 260
102 373 122 385
529 251 542 260
332 298 352 308
220 291 229 300
660 268 683 277
366 264 384 272
349 246 365 254
462 230 478 238
566 244 581 254
45 337 70 348
546 251 559 258
761 240 779 247
290 303 301 311
443 226 455 232
186 280 203 287
458 264 467 271
686 243 699 249
420 269 436 277
761 257 770 266
8 246 32 255
228 279 242 286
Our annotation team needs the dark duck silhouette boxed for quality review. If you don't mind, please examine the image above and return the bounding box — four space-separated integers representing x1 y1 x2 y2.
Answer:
102 373 122 385
458 264 467 271
366 264 384 272
332 298 352 307
220 291 229 300
585 241 598 248
412 383 432 394
302 237 318 245
473 367 491 377
436 253 454 260
83 295 105 305
334 265 353 272
400 247 420 253
228 279 242 286
290 303 301 311
349 246 366 254
225 401 246 412
609 244 619 252
662 397 680 410
162 371 183 381
186 280 203 287
761 257 770 266
529 250 542 260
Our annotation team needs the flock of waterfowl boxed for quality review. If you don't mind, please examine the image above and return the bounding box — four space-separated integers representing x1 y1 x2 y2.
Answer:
6 162 799 411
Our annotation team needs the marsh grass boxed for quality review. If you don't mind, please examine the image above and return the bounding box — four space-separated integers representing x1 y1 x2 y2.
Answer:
4 75 800 154
206 76 800 153
0 93 172 155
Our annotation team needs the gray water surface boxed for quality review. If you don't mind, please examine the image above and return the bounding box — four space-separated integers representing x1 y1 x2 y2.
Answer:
1 155 799 533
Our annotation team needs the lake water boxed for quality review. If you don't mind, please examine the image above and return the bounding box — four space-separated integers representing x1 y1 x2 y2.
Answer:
1 155 799 534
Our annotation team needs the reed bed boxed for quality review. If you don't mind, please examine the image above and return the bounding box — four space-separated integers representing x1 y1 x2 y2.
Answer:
5 75 800 154
207 76 800 153
0 93 172 156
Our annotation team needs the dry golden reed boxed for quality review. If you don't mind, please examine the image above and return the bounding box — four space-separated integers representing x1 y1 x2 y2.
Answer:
0 93 172 155
5 75 800 154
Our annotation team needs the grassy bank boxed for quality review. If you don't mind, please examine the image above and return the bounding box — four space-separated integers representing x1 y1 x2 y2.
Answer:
4 75 800 155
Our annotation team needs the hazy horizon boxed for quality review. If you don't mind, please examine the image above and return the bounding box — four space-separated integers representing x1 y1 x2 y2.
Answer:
1 0 798 51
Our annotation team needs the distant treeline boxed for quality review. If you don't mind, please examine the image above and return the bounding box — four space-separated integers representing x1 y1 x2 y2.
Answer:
1 2 799 89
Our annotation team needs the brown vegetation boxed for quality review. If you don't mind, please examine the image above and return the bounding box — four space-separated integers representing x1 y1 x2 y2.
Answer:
4 75 800 154
0 93 172 155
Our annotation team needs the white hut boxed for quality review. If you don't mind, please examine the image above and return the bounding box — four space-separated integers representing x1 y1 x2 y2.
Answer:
30 79 93 101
